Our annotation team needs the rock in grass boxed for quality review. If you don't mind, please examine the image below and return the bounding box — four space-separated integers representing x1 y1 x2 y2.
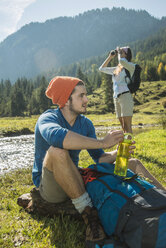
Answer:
17 187 81 219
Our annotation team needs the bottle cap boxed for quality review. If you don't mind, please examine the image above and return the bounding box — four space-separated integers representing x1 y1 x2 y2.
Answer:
123 133 133 143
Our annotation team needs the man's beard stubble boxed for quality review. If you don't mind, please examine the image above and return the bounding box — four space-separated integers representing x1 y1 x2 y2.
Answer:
69 100 86 115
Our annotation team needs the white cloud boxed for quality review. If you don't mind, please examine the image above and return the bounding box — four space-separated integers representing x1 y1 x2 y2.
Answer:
0 0 36 42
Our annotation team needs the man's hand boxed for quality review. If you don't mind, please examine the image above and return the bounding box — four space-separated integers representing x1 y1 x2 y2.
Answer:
102 130 124 149
128 141 136 156
116 139 136 156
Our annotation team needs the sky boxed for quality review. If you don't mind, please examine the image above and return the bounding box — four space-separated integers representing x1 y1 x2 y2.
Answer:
0 0 166 43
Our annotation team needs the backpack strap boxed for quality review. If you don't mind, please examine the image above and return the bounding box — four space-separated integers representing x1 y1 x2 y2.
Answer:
79 167 111 185
123 175 146 192
125 68 133 91
122 174 138 182
124 68 131 81
96 178 130 200
96 173 146 197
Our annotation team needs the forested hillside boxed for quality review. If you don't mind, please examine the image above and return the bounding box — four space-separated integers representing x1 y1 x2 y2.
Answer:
48 25 166 84
0 7 166 82
1 23 166 117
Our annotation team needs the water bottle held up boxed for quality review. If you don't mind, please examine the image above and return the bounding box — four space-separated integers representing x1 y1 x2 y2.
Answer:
114 133 133 177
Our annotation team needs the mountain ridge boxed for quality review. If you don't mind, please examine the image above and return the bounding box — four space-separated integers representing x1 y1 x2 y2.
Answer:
1 7 166 82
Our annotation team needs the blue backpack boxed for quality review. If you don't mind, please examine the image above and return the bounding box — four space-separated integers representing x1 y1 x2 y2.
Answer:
80 163 166 248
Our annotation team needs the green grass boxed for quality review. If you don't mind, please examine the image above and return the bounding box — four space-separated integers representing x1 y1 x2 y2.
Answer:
0 169 85 248
134 81 166 114
134 129 166 186
0 128 166 247
0 116 38 136
87 80 166 115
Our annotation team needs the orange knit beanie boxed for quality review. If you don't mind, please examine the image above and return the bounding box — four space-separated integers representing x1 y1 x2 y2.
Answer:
45 76 82 108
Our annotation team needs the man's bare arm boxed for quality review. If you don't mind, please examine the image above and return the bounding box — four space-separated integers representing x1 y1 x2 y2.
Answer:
63 130 124 150
99 150 117 164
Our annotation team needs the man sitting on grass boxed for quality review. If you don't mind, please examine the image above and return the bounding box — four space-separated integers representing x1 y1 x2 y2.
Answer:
32 76 164 245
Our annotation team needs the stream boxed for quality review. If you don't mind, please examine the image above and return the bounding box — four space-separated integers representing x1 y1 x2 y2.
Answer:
0 134 35 175
0 124 161 175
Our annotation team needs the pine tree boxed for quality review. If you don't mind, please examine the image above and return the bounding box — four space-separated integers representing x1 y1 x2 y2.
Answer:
76 67 93 94
28 92 39 115
157 62 166 80
101 74 114 112
9 87 26 116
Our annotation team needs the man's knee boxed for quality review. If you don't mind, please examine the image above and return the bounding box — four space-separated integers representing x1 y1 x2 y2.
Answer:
44 147 69 170
128 158 142 173
48 146 68 159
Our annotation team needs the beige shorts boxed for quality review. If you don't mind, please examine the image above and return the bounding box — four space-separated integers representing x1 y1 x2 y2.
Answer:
114 92 134 118
39 167 68 203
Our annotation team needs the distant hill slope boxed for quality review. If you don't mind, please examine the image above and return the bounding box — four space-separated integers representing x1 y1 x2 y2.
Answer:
45 25 166 82
87 80 166 115
0 7 166 82
130 27 166 59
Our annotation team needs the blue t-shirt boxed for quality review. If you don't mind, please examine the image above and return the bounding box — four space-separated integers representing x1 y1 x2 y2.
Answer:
32 108 104 187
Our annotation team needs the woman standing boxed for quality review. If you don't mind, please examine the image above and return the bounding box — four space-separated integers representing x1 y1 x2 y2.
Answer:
99 47 135 133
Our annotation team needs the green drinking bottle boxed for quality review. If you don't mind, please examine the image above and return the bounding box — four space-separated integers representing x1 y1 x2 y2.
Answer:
114 133 133 177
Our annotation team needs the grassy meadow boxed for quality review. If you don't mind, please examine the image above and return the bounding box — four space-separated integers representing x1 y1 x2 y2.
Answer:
0 128 166 248
0 80 166 247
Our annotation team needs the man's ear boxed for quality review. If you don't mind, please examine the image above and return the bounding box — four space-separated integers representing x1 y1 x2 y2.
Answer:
65 99 70 107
